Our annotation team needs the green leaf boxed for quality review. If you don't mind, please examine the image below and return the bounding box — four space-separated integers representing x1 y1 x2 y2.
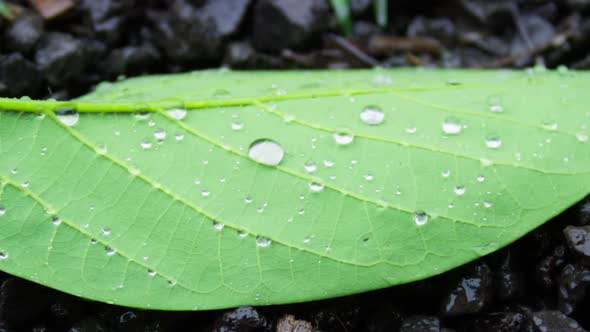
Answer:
0 68 589 310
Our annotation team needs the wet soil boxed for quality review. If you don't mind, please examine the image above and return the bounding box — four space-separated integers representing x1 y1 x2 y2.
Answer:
1 0 590 331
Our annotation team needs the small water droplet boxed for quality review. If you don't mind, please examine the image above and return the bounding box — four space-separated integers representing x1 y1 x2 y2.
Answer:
148 120 156 127
309 182 324 192
333 132 354 145
147 269 157 277
363 174 374 181
105 247 116 256
213 221 224 231
20 181 29 188
90 238 97 244
414 211 429 226
303 160 318 173
541 121 558 131
153 129 166 140
360 105 385 125
303 236 312 244
323 159 335 168
255 236 272 247
483 200 493 208
135 112 150 120
576 132 588 142
10 168 17 174
0 252 7 260
477 175 486 182
166 108 187 120
441 169 451 178
102 228 111 236
231 121 244 130
298 209 305 215
140 140 152 149
201 190 210 197
405 127 417 134
52 216 61 225
442 117 462 135
174 133 184 141
244 197 253 204
485 136 502 149
454 185 466 195
0 207 5 216
55 107 79 126
488 96 504 113
248 139 284 165
237 230 248 238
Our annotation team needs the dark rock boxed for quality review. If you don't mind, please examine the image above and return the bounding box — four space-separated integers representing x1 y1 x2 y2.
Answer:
35 32 85 86
459 312 534 332
0 278 49 329
103 43 160 77
566 0 590 10
198 0 251 38
564 226 590 265
459 0 516 32
407 16 456 44
365 303 404 332
252 0 333 52
276 315 312 332
535 245 567 289
578 197 590 225
488 249 525 301
313 299 363 332
352 21 380 38
0 53 42 97
149 0 221 62
214 306 267 332
4 11 43 53
77 0 134 45
68 317 108 332
558 264 590 315
350 0 371 16
510 15 555 57
400 315 440 332
225 41 257 67
48 293 86 329
529 310 587 332
440 262 493 316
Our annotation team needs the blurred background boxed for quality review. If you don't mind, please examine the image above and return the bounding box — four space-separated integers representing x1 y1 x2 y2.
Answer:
0 0 589 99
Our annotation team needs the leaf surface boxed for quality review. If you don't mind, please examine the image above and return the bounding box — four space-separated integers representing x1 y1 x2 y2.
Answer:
0 69 589 310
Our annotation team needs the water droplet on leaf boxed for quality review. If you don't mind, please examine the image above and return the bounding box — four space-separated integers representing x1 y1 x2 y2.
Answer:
166 108 187 120
55 107 79 126
454 185 466 195
414 211 429 226
485 136 502 149
255 236 272 247
309 182 324 192
333 132 354 145
248 139 284 165
442 117 462 135
360 105 385 125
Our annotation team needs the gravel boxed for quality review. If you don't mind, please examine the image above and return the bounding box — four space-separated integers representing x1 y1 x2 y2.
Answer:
0 1 589 331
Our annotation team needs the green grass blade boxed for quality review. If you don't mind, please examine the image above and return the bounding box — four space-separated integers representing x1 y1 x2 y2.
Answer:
330 0 352 36
374 0 388 27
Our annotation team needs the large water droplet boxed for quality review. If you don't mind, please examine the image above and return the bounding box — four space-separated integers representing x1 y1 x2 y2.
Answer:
360 105 385 125
166 108 187 120
248 139 284 166
255 236 272 247
52 216 61 225
333 132 354 145
414 211 429 226
485 136 502 149
442 117 462 135
55 107 79 126
309 182 324 192
576 132 588 142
